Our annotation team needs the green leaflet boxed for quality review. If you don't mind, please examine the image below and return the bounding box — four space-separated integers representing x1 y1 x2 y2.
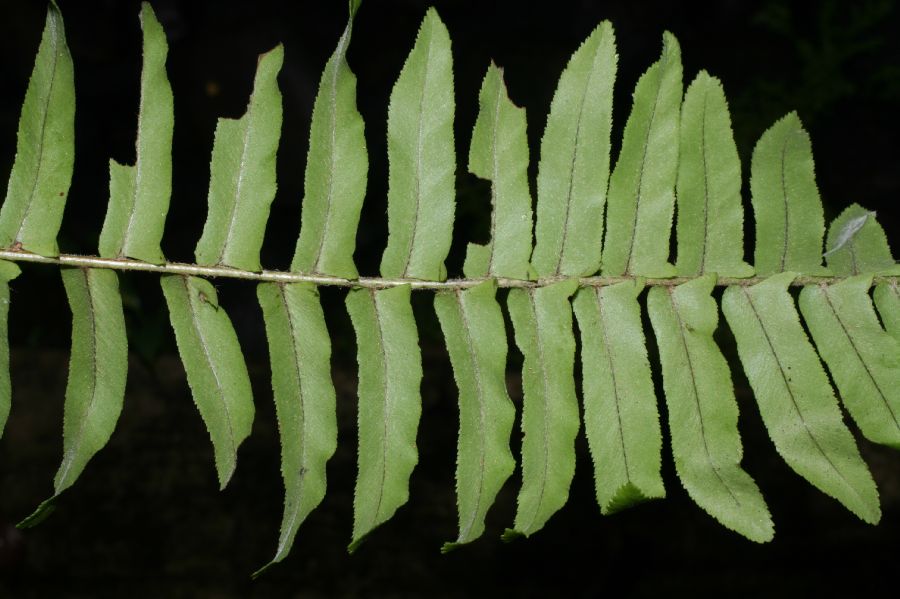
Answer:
379 8 455 281
345 285 422 552
195 46 283 272
504 279 579 539
675 72 753 278
647 275 772 542
20 268 127 527
97 3 173 264
531 22 616 278
572 280 665 514
722 273 880 523
434 281 515 550
0 1 74 257
602 33 681 278
750 113 829 276
874 282 900 340
463 63 533 281
160 275 255 488
823 204 899 276
0 261 20 439
291 0 367 279
254 282 337 576
799 275 900 449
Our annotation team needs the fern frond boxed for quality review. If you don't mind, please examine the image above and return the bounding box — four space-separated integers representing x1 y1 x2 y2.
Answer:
0 0 899 576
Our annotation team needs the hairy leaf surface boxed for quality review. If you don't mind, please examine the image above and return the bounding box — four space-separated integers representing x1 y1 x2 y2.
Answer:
504 280 579 539
750 113 829 276
0 2 74 257
531 22 616 278
345 285 422 551
675 72 753 277
602 33 681 277
292 0 367 279
98 3 173 263
874 282 900 341
434 281 515 550
20 268 127 526
380 8 455 281
463 63 532 280
823 204 899 276
572 280 664 514
0 261 20 439
161 275 255 488
799 276 900 448
722 273 880 523
195 46 283 272
648 275 772 541
255 282 337 575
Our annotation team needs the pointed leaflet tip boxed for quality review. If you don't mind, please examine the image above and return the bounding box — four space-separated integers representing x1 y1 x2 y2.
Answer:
823 204 899 276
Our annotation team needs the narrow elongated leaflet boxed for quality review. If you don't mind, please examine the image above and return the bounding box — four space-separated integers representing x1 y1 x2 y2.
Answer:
799 275 900 448
823 204 899 276
463 63 532 281
98 3 173 263
750 113 829 276
722 273 880 523
0 1 74 257
504 279 579 539
254 282 337 576
434 281 515 550
292 0 367 279
602 33 681 277
345 285 422 551
530 22 616 278
572 280 665 514
160 275 254 488
195 46 283 272
0 261 20 439
648 275 772 541
380 8 455 281
874 282 900 341
19 268 127 527
675 72 753 278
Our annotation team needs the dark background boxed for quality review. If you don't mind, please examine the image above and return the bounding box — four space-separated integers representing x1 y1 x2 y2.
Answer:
1 0 899 596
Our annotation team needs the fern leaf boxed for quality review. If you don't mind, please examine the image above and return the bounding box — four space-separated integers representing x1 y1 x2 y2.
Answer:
463 63 533 281
823 204 899 276
98 3 173 264
195 45 283 271
0 261 20 438
572 280 665 514
799 275 900 448
874 282 900 341
648 275 773 541
291 0 367 279
254 282 337 576
530 22 616 278
602 32 681 277
379 8 455 281
675 72 753 278
20 268 128 527
750 113 829 276
504 280 579 539
434 281 515 550
345 285 422 552
0 1 74 257
160 275 255 488
722 273 880 523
